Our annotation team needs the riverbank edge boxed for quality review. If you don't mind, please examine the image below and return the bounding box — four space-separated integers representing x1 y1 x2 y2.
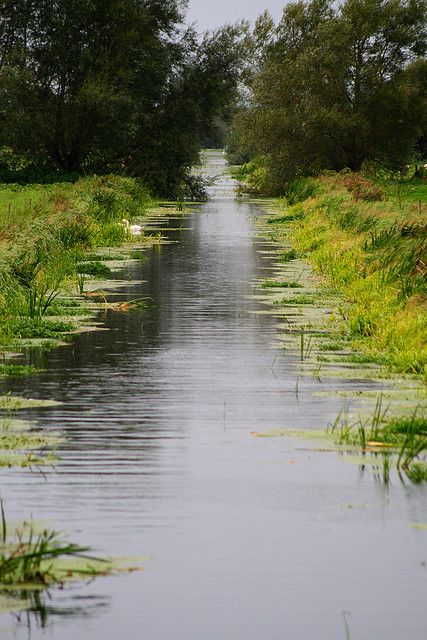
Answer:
0 176 192 469
250 174 427 382
246 176 427 483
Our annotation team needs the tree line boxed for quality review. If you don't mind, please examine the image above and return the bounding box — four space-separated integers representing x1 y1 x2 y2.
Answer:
0 0 243 195
230 0 427 193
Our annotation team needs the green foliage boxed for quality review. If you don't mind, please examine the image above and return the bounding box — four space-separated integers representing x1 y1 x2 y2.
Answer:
234 156 271 194
285 178 320 204
406 461 427 483
277 249 298 261
231 0 427 192
6 319 75 339
262 280 303 288
277 173 427 376
267 208 305 223
0 501 91 586
0 3 244 196
76 262 112 278
0 365 37 378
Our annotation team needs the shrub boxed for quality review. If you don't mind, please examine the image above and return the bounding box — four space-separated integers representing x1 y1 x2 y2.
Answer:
339 173 387 202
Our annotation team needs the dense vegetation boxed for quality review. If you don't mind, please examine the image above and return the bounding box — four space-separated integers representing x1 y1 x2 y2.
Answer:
0 176 150 346
263 173 427 379
229 0 427 193
0 0 243 196
230 0 427 385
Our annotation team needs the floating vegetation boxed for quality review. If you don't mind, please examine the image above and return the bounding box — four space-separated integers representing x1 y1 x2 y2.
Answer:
262 280 303 289
276 249 298 262
251 391 427 484
0 396 61 411
273 294 316 305
0 365 38 378
77 262 113 278
85 253 128 262
0 501 132 592
104 299 148 313
0 501 143 617
0 395 62 468
6 318 75 340
0 419 61 468
327 398 427 482
318 341 348 351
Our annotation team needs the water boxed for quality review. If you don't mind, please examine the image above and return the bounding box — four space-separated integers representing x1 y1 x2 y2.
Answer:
1 152 426 639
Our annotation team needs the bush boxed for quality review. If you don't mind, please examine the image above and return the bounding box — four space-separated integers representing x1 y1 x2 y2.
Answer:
339 173 387 202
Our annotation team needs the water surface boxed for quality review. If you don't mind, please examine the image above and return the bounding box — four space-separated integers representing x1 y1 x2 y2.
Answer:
1 152 426 639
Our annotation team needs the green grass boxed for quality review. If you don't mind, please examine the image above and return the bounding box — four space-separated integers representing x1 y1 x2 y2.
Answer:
0 500 94 586
376 176 427 206
0 174 154 357
327 398 427 483
267 211 304 224
346 353 385 365
281 174 427 378
0 183 57 225
318 342 347 351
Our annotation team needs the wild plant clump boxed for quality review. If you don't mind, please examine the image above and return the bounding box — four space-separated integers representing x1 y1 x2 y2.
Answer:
328 399 427 483
339 173 387 202
0 501 100 587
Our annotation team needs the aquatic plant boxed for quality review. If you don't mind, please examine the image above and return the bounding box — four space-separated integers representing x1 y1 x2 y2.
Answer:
0 501 94 586
300 327 314 362
274 294 316 305
0 173 154 356
77 262 112 278
277 249 298 262
262 280 302 289
6 319 75 340
0 365 37 378
327 398 427 483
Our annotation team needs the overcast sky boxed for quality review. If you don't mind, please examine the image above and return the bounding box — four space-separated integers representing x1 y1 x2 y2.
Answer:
186 0 286 31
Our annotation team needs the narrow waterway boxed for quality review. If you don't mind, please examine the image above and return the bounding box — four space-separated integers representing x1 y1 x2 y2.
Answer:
1 152 426 639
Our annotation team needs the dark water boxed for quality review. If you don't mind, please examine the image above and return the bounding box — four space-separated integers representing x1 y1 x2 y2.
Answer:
1 152 426 639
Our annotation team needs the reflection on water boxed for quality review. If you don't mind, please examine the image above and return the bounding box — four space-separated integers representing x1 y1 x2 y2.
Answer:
9 589 109 635
1 151 426 640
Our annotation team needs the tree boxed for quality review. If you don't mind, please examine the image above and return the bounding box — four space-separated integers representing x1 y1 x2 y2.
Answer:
0 0 185 172
230 0 427 192
0 1 244 195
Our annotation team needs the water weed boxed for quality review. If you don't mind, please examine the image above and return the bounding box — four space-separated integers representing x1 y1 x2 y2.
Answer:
0 501 93 586
327 399 427 483
262 280 303 289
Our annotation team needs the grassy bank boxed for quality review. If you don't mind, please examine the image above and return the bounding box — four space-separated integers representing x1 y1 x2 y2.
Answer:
242 168 427 483
0 175 151 349
0 174 155 469
262 172 427 380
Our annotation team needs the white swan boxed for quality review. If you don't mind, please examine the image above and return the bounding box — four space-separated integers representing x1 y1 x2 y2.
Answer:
122 218 143 236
